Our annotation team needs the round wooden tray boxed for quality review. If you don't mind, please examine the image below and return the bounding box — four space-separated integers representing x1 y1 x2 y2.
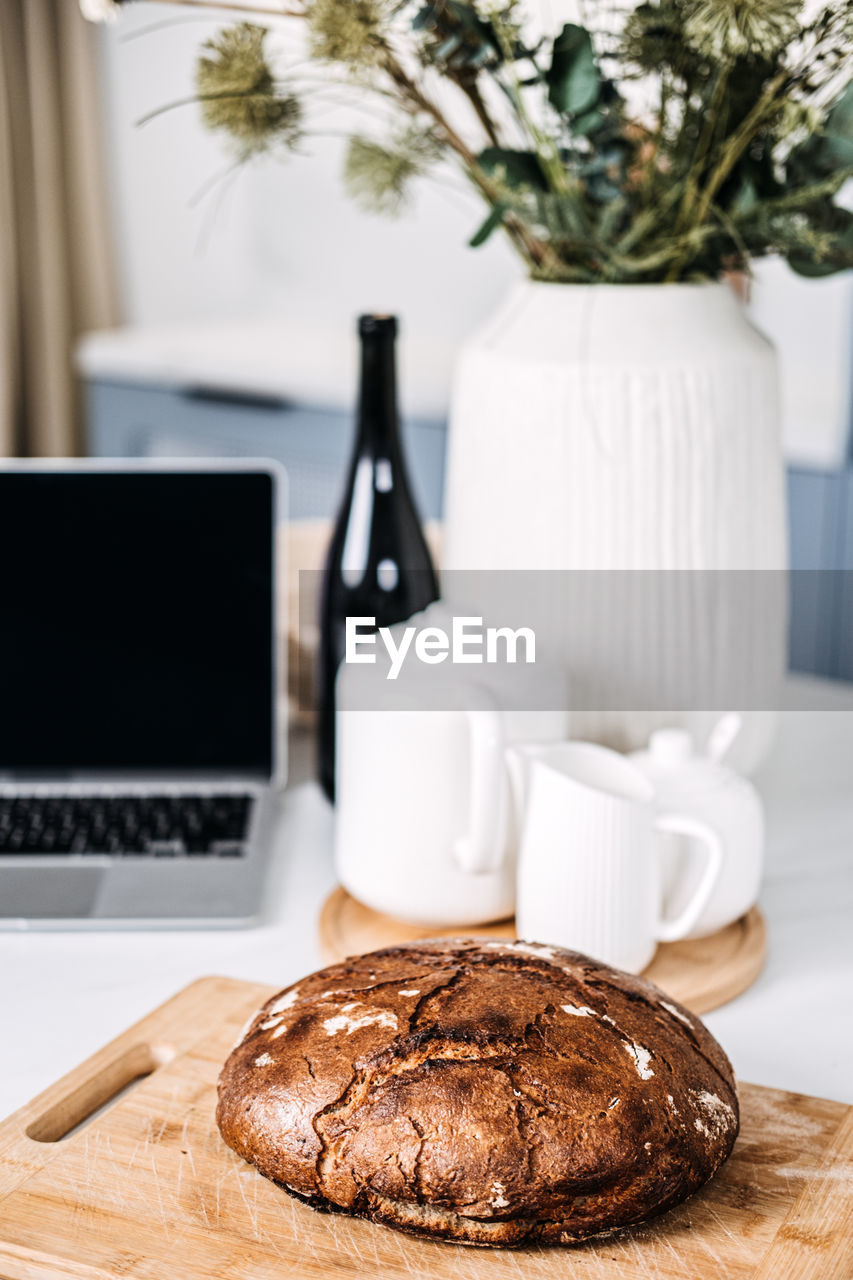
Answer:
319 888 766 1016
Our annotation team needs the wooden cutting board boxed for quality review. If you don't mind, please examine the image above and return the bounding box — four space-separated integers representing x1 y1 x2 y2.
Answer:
0 976 850 1280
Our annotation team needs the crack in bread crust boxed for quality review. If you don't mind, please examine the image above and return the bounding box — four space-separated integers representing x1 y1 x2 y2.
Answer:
216 940 739 1248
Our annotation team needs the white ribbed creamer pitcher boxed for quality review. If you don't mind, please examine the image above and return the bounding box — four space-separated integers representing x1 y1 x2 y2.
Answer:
511 742 724 973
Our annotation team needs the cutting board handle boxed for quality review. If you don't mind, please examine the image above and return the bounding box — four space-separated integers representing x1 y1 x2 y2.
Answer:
0 976 270 1205
25 1041 176 1143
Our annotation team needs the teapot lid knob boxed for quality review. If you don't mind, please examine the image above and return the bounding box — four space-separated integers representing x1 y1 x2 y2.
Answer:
649 728 694 765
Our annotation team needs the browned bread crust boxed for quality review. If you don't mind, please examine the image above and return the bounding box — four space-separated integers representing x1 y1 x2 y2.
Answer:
216 939 738 1247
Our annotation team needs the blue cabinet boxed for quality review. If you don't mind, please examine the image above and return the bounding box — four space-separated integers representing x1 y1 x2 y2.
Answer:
787 469 843 677
85 380 447 522
85 376 853 680
835 473 853 680
786 466 853 680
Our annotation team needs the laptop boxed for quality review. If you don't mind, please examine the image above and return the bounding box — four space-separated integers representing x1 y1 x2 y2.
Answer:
0 460 285 928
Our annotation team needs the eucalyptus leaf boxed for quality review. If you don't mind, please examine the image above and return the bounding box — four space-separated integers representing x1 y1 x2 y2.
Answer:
788 249 849 277
571 108 604 137
478 147 549 190
787 206 853 277
790 82 853 185
547 24 600 118
469 201 508 247
821 82 853 169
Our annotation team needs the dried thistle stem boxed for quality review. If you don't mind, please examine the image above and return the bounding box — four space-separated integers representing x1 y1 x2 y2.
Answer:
377 50 562 274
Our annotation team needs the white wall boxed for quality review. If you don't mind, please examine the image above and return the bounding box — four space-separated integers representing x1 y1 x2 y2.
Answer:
96 2 852 464
96 2 518 411
750 261 853 468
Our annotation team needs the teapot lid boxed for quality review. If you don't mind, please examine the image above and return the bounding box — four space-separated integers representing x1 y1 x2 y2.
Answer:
630 724 744 799
648 728 694 766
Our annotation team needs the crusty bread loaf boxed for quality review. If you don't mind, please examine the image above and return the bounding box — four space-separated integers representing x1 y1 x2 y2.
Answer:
216 939 738 1247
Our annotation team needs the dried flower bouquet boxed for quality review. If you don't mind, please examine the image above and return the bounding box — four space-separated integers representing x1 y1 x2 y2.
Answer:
84 0 853 283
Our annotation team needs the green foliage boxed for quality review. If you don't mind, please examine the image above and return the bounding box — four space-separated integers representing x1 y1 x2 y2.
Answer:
783 205 853 278
414 1 503 72
191 0 853 281
820 88 853 170
546 25 600 118
468 200 509 246
477 147 548 190
790 83 853 182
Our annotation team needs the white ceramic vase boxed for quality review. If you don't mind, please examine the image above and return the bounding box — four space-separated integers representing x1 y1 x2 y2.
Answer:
442 281 788 770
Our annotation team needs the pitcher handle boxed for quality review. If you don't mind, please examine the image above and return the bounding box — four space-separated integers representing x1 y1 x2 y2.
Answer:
654 813 724 941
453 687 506 875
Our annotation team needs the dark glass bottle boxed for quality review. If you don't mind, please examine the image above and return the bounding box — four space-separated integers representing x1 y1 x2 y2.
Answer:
317 315 439 802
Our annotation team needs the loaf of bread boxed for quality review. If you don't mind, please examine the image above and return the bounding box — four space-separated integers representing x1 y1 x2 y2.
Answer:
217 939 738 1247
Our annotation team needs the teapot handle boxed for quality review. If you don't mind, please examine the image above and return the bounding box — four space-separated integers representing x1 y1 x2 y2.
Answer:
453 687 507 875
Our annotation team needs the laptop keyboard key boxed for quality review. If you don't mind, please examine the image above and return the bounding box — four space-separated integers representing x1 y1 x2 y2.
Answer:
0 794 253 857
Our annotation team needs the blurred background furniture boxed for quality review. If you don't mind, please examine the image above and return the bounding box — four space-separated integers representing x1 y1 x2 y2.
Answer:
76 325 446 521
788 465 853 680
78 322 852 683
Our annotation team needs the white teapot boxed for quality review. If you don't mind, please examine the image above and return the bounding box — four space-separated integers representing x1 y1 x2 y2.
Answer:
334 603 569 927
630 717 764 938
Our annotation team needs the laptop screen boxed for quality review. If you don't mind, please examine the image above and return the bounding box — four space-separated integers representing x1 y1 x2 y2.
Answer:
0 469 275 776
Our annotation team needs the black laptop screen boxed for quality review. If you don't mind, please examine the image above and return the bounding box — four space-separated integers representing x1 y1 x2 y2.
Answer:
0 470 275 775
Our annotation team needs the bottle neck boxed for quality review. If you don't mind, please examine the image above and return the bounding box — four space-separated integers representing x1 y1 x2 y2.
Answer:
356 333 400 454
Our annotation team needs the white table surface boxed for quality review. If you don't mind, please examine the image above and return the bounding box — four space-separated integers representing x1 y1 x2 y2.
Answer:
2 677 852 1121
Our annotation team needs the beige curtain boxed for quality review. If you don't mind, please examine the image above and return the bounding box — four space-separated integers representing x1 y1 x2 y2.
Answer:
0 1 118 456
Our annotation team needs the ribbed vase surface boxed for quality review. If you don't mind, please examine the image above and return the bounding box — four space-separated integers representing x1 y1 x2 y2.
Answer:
442 282 787 768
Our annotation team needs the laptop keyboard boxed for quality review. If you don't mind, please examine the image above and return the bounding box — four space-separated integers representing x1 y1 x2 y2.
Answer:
0 794 253 857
